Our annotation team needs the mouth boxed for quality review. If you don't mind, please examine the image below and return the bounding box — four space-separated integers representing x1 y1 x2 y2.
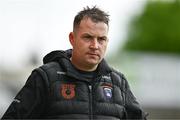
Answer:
87 52 100 58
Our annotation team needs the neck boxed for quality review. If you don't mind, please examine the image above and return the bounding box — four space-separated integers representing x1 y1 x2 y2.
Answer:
70 57 98 72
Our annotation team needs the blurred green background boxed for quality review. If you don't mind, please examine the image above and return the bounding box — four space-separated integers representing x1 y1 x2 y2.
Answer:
123 0 180 54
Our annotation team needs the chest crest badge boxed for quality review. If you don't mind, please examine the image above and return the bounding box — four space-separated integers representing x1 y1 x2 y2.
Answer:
61 84 76 99
103 87 112 99
102 83 113 99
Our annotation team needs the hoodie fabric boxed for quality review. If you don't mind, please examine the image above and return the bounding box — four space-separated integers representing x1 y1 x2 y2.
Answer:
2 49 146 119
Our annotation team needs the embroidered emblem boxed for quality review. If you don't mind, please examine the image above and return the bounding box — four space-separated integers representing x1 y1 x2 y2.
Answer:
101 83 113 99
61 84 76 99
103 87 112 99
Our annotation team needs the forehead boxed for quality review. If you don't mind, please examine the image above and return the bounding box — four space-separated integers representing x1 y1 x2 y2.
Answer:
81 17 108 27
78 18 109 34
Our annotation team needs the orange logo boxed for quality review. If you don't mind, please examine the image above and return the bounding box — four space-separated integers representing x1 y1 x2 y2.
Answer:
61 84 76 99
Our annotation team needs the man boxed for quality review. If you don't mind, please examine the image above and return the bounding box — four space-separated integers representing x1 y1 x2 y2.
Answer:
2 6 147 119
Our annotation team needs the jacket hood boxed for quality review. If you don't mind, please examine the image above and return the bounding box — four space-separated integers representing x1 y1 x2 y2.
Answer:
43 49 112 79
43 49 72 64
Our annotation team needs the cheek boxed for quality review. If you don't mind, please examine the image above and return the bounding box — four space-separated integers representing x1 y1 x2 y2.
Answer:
101 44 108 52
78 41 89 50
74 41 88 53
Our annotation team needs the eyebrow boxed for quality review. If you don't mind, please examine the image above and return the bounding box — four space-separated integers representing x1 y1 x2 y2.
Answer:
82 33 107 38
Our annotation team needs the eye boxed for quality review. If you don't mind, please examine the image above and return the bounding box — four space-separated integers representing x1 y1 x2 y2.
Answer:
82 34 93 41
85 35 92 39
98 37 107 43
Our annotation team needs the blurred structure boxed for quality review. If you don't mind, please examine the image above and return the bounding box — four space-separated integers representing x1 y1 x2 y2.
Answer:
108 52 180 119
0 52 40 118
108 0 180 119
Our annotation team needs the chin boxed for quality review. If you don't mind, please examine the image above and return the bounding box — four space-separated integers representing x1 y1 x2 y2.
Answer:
86 60 100 66
85 56 102 65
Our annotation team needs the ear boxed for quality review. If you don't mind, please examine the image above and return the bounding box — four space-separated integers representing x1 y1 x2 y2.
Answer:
69 32 75 46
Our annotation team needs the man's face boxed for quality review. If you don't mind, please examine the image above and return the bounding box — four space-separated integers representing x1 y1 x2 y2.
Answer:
69 18 109 70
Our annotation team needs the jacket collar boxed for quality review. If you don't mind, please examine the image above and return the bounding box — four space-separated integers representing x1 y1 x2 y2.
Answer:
43 49 112 81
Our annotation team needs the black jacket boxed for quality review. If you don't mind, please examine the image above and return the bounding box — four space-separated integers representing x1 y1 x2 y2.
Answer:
2 49 146 119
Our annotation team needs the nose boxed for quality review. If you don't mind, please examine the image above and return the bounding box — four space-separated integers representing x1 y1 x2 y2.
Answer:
90 39 99 49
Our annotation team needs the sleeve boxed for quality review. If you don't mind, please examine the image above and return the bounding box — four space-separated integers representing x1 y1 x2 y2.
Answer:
122 75 148 119
1 69 48 119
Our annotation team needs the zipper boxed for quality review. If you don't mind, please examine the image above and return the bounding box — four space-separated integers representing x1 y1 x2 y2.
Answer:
88 85 93 120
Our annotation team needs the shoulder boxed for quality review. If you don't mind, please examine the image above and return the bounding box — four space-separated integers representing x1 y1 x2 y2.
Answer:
33 62 60 78
39 61 60 71
110 68 128 91
34 61 61 79
35 61 63 78
110 68 126 81
33 62 62 88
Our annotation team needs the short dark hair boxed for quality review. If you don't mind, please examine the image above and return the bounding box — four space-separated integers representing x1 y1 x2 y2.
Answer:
73 6 109 31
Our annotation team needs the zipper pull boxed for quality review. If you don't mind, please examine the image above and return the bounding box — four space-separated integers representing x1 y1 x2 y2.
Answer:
88 85 92 92
88 85 93 119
